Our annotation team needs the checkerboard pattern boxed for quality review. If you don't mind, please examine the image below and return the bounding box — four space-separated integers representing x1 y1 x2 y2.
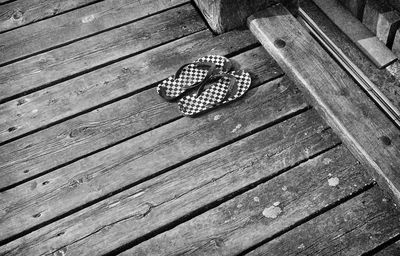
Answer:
157 55 230 100
178 70 251 116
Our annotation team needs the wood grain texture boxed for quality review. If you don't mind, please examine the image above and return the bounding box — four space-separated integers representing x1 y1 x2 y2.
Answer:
0 3 206 103
363 0 400 46
313 0 397 68
248 4 400 204
0 78 313 255
0 29 258 144
247 186 400 256
0 0 100 33
300 0 400 116
121 146 373 256
0 0 187 66
0 31 266 189
339 0 366 19
193 0 298 34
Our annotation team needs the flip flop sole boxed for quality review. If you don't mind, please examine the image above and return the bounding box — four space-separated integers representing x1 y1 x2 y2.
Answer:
178 70 252 116
157 55 231 101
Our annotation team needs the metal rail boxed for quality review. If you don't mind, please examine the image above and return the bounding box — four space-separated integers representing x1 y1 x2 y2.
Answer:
298 7 400 128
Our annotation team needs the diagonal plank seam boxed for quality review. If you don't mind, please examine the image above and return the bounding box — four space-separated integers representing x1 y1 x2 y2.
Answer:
0 1 191 68
238 182 376 256
0 104 309 246
0 51 277 191
104 141 342 256
0 3 205 105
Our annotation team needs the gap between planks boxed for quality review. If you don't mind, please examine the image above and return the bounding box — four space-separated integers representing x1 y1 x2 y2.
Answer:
1 107 341 255
0 30 266 191
0 2 205 104
0 0 189 67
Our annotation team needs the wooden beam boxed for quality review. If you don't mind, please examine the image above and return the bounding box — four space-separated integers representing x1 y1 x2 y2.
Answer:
193 0 299 34
248 4 400 204
339 0 366 19
363 0 400 47
313 0 397 68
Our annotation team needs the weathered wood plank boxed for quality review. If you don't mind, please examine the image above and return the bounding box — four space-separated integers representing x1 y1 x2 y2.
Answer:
0 109 341 255
193 0 298 34
0 0 100 33
300 0 400 119
249 3 400 204
247 187 400 256
375 240 400 255
0 76 307 243
120 146 373 256
0 29 258 144
0 32 267 189
363 0 400 46
313 0 397 68
0 0 187 66
0 3 206 103
339 0 366 19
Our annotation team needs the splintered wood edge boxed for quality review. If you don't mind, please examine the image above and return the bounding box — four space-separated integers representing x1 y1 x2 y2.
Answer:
248 4 400 204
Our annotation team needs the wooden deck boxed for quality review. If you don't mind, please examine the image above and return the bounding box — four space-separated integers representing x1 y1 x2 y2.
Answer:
1 0 400 255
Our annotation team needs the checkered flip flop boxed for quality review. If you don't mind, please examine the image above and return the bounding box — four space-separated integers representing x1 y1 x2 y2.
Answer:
157 55 232 101
178 70 251 116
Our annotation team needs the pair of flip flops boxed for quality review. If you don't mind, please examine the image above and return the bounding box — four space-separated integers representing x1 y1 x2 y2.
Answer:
156 55 251 116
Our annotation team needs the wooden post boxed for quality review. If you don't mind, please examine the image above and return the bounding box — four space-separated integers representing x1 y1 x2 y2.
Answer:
193 0 298 34
363 0 400 47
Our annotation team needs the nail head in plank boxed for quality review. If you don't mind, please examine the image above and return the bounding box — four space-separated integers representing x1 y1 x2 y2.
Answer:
313 0 397 68
0 79 314 255
248 3 400 204
121 146 373 256
247 186 400 256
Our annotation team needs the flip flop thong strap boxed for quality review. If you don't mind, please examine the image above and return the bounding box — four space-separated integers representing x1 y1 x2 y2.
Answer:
173 61 219 90
196 73 238 104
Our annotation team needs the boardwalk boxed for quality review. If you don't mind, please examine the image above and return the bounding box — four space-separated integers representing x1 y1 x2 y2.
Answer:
1 0 400 255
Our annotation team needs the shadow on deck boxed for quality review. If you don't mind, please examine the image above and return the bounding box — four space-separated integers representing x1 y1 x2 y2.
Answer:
0 0 400 255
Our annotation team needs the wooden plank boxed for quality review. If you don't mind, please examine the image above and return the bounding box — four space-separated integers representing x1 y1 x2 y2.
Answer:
0 109 342 255
0 29 258 144
313 0 397 68
300 0 400 124
0 76 307 243
248 4 400 204
247 187 400 256
0 31 266 189
391 29 400 57
375 240 400 255
0 0 100 33
193 0 299 34
363 0 400 46
0 3 206 103
339 0 366 19
0 0 188 66
120 146 373 256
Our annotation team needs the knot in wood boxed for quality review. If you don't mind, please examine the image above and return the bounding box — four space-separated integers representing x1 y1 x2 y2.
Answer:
274 39 286 48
